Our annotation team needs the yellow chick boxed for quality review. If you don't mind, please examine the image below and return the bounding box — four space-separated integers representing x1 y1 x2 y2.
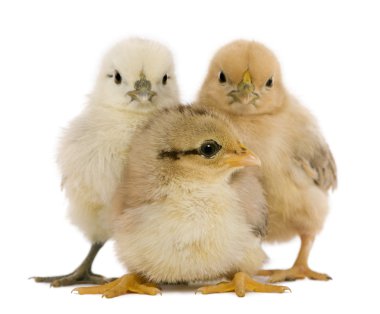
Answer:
196 40 337 282
74 105 289 297
34 38 179 287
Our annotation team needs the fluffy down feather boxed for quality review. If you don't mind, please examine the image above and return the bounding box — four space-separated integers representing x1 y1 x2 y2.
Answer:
59 38 179 243
112 106 267 283
196 40 336 282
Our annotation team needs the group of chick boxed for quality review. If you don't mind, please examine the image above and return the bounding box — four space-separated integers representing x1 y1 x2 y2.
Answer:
34 38 336 297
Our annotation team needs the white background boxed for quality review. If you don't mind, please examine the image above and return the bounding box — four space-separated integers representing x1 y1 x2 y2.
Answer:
1 0 379 313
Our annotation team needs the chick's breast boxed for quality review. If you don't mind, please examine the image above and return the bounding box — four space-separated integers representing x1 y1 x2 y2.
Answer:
58 108 152 241
113 184 263 283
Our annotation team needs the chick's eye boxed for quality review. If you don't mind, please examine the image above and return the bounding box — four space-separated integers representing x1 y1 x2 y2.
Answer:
266 76 273 88
218 71 227 84
114 71 122 84
162 74 168 85
199 140 222 158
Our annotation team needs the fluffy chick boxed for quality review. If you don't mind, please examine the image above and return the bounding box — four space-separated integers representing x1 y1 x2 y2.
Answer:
197 40 337 282
34 38 179 287
74 106 289 297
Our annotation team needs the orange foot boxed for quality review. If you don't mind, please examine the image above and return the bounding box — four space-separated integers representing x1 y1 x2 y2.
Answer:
72 273 160 298
197 272 290 297
258 266 332 283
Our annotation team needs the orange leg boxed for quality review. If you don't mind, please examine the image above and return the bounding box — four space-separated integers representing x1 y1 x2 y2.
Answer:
197 272 290 297
258 234 332 283
72 273 161 298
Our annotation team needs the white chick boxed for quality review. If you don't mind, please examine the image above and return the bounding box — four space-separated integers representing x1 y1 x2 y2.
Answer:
34 38 179 287
74 105 289 297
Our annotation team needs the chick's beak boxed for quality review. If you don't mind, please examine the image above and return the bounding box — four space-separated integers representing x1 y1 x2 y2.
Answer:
224 144 261 168
228 70 259 105
238 70 254 93
127 73 157 103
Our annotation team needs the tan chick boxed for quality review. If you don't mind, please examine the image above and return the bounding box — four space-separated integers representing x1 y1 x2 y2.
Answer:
196 40 337 282
34 38 179 286
74 105 289 297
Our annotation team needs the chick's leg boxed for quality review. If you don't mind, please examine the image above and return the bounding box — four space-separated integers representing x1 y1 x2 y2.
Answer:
258 234 332 283
73 273 161 298
33 242 112 287
197 272 290 297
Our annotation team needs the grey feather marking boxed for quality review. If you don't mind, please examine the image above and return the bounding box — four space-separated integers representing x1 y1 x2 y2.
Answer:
307 143 337 191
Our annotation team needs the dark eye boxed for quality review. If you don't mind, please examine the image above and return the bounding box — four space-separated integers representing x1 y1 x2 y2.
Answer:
162 74 168 85
199 140 222 158
266 76 273 88
218 71 227 83
114 71 122 84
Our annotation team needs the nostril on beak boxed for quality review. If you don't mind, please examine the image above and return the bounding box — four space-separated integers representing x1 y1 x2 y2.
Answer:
239 144 247 153
134 76 152 91
238 81 254 94
242 85 252 95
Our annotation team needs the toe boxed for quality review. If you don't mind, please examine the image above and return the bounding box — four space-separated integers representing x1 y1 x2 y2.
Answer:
306 271 332 281
197 282 234 294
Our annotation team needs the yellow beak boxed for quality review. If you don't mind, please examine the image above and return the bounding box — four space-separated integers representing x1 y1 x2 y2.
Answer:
236 70 254 94
224 144 261 168
242 70 252 84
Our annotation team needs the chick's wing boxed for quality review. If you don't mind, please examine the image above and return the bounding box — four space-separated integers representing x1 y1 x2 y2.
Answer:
295 140 337 192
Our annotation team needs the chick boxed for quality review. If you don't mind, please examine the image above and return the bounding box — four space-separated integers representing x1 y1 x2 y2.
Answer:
196 40 337 282
34 38 179 287
74 106 289 297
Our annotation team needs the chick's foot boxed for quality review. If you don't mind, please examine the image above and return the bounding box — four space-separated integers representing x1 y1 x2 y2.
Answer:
33 271 112 287
73 274 161 298
197 272 290 297
32 242 113 287
257 266 332 283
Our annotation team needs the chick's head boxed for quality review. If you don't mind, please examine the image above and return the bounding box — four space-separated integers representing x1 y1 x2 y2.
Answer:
130 106 261 186
198 40 285 116
91 38 179 112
